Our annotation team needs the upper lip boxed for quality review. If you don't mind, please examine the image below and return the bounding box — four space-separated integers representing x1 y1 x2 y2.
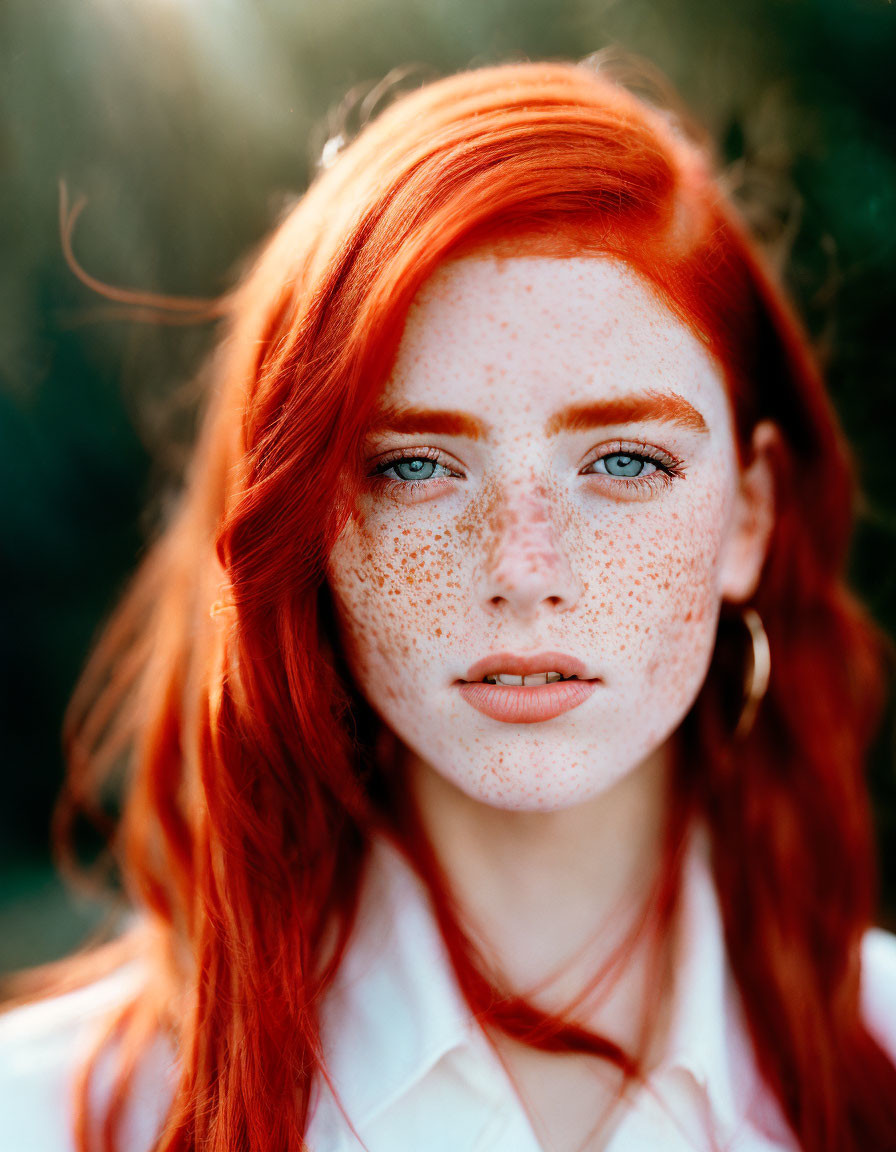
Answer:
459 651 593 683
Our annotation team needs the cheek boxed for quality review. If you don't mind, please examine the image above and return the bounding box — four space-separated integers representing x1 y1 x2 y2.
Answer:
589 487 729 696
324 508 472 701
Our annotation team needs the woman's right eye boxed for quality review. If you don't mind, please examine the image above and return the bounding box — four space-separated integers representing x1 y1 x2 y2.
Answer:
377 457 449 483
367 449 460 497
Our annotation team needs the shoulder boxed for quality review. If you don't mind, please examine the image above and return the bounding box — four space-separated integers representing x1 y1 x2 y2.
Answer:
0 965 149 1152
860 926 896 1063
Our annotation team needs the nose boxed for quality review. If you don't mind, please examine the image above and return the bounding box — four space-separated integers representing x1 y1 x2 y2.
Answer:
478 481 584 620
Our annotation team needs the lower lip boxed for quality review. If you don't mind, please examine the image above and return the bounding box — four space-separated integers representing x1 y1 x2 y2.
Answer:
456 679 599 723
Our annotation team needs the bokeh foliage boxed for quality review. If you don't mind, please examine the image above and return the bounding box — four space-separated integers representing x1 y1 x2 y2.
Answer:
1 0 895 968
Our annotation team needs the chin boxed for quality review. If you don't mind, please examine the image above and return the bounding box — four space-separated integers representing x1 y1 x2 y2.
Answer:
444 752 647 814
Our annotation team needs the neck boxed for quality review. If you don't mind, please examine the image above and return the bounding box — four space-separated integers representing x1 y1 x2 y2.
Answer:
404 741 677 1034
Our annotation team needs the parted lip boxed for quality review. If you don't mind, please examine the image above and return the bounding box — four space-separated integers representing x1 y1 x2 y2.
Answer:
459 650 593 684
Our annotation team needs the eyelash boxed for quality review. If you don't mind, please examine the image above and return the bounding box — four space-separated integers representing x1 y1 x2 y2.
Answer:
584 439 686 494
368 441 686 498
368 447 458 499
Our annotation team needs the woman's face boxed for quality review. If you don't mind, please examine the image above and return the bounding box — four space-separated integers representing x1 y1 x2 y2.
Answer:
325 255 774 811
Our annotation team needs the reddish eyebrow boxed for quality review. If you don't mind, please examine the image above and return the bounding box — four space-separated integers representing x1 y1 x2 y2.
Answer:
366 406 490 441
545 390 708 436
367 390 707 442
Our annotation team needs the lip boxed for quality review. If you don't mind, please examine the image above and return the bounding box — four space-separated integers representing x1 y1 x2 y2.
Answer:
455 650 598 724
459 650 591 684
457 678 599 723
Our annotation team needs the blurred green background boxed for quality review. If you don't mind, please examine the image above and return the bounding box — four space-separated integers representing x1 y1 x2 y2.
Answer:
2 0 895 973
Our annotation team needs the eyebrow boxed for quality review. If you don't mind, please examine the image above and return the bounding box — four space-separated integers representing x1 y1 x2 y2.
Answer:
546 390 708 436
367 405 488 440
367 389 707 441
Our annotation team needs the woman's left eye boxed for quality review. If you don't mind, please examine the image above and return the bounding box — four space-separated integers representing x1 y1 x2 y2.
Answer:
581 443 684 492
587 452 658 479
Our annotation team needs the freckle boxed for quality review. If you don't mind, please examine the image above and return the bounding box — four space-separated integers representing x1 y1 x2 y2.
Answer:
435 628 442 636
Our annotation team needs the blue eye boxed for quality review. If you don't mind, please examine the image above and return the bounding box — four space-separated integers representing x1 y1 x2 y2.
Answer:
588 452 661 480
582 445 685 493
390 458 439 481
370 452 455 490
598 453 654 478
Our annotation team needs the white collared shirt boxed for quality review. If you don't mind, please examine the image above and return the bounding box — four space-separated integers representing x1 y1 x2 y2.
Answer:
306 830 896 1152
1 832 895 1152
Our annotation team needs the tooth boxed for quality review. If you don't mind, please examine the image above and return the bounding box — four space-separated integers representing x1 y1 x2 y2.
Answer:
480 670 575 685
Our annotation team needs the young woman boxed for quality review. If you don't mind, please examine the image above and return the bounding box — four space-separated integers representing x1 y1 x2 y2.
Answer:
2 56 896 1152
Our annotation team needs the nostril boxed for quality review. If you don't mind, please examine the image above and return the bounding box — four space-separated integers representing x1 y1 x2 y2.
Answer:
481 553 583 617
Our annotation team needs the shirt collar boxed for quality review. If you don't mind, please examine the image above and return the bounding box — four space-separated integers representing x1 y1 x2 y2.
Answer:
655 821 745 1136
318 838 473 1128
319 824 749 1138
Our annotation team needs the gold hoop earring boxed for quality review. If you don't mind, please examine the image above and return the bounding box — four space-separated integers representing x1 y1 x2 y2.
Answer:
734 607 771 740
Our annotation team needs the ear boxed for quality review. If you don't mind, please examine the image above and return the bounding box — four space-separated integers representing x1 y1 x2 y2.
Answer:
718 420 780 604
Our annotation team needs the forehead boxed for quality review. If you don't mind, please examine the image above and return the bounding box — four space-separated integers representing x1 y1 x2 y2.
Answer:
385 255 732 429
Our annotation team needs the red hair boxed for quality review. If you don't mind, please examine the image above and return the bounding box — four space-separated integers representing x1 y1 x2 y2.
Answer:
10 57 896 1151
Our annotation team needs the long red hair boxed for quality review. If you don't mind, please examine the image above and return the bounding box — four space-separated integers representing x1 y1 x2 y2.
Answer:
9 57 896 1151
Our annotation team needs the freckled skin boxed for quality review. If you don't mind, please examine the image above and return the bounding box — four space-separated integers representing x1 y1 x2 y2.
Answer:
325 256 745 811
